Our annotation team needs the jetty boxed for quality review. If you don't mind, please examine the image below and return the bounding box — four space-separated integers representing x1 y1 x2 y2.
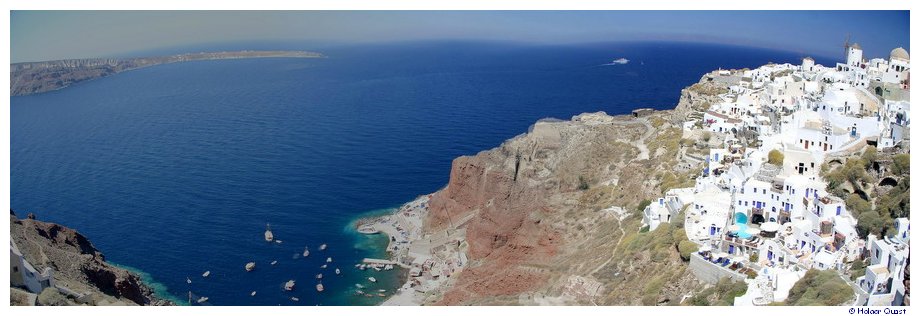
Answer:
362 258 408 268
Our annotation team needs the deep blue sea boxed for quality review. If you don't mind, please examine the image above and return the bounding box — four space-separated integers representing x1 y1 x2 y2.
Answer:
10 41 824 305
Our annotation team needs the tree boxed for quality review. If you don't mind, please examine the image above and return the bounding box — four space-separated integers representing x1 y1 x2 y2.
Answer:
767 149 784 165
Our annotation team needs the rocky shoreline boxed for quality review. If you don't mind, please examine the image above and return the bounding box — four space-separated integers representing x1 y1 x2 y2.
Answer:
9 212 175 306
357 70 731 305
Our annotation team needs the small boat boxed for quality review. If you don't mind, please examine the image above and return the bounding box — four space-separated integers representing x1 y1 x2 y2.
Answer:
378 289 386 293
356 290 365 295
384 265 393 271
355 284 365 289
284 280 296 291
368 277 377 283
358 265 366 271
335 268 341 275
316 283 324 292
320 264 327 269
245 262 256 272
264 224 274 242
326 257 333 263
275 240 283 244
319 244 327 251
197 297 209 303
202 271 211 277
271 260 278 265
316 273 323 279
250 291 257 296
365 294 373 297
377 293 386 297
291 297 300 302
303 246 310 257
186 277 192 284
373 267 382 271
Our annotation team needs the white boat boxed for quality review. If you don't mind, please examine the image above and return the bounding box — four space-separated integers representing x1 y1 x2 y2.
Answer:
250 291 257 296
245 262 256 272
320 264 327 269
335 268 341 275
611 58 629 65
291 297 299 302
316 283 324 292
373 267 382 271
326 257 333 263
264 224 274 242
356 290 365 295
368 277 377 283
378 289 386 292
303 247 310 257
271 260 278 265
318 244 327 251
197 297 209 303
202 271 211 277
186 277 192 284
355 284 364 289
316 273 323 279
284 280 296 291
275 240 283 244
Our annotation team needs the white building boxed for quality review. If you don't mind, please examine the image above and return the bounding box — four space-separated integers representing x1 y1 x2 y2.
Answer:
10 240 55 294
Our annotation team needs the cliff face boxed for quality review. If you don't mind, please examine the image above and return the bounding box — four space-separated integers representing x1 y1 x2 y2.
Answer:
420 78 733 305
10 214 172 306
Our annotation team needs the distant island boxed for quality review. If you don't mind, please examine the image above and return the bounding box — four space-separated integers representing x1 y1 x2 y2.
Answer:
10 50 324 96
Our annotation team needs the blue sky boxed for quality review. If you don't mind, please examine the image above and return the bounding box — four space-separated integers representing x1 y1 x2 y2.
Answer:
10 11 909 63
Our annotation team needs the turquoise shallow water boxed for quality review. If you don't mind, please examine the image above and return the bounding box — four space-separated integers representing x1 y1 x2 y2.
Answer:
10 41 811 305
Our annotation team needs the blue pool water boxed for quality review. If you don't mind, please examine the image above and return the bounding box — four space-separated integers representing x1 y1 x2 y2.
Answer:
10 41 817 305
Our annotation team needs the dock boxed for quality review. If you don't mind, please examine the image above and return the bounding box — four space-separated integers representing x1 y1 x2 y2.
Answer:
362 258 409 268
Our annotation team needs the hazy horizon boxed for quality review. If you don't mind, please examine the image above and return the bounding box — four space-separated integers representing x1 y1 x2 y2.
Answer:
11 11 909 63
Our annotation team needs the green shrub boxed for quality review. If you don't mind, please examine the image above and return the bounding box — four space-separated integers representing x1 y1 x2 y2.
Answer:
767 149 784 165
577 175 590 191
678 240 698 261
785 269 852 306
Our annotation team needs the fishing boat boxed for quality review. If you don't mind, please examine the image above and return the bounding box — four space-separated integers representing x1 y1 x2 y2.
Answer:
264 224 274 242
318 244 327 251
284 280 296 291
245 262 256 272
316 283 324 292
303 246 310 257
202 271 210 277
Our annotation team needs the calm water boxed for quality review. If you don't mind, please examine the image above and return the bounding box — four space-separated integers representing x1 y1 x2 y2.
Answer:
10 41 816 305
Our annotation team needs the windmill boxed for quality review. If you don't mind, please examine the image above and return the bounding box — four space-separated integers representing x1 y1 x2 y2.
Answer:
843 34 851 56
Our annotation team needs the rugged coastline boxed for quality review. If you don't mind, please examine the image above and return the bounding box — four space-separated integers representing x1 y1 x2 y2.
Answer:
10 50 323 96
357 71 727 305
10 212 175 306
